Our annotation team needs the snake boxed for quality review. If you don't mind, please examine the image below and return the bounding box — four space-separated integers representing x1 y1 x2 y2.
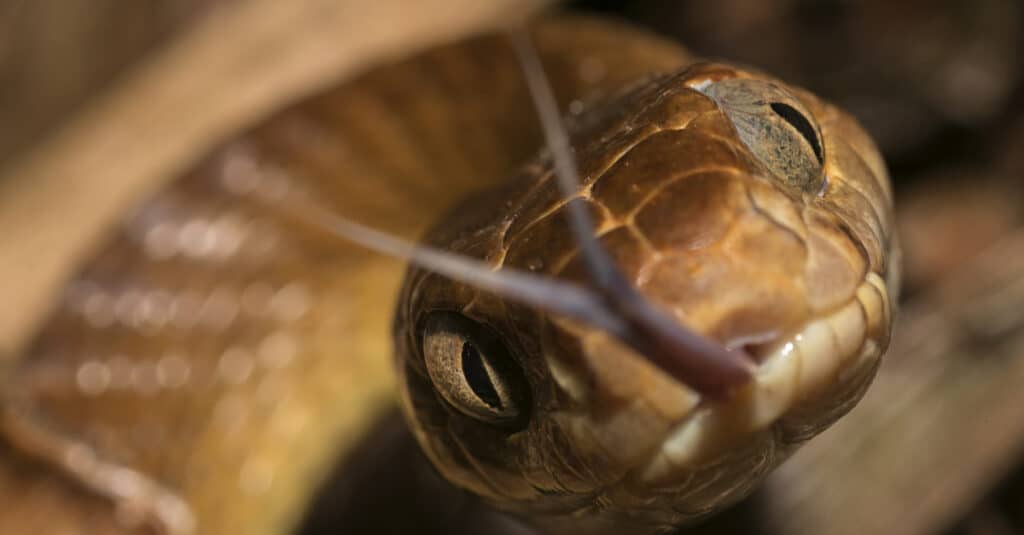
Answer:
0 14 897 535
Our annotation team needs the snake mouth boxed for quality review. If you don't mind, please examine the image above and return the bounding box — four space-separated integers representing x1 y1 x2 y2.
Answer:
634 272 891 484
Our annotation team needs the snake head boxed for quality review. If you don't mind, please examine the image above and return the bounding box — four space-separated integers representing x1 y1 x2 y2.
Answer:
393 61 897 532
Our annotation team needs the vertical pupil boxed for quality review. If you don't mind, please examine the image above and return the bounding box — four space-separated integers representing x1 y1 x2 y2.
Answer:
769 101 823 164
461 342 503 410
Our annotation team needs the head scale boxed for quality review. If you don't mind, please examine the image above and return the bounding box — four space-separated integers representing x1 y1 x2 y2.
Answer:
391 53 896 532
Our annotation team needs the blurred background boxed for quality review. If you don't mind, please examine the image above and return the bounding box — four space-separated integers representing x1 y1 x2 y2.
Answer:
1 1 1023 534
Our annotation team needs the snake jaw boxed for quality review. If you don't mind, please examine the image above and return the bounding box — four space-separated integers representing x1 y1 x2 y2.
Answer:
635 272 892 485
520 270 892 528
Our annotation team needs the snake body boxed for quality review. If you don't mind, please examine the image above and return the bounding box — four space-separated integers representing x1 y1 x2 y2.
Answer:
0 16 896 535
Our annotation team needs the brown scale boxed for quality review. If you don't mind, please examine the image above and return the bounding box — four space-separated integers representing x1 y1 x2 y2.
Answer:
0 15 895 535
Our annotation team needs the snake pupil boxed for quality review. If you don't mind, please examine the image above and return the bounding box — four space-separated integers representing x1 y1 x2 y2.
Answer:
461 342 503 410
770 101 823 164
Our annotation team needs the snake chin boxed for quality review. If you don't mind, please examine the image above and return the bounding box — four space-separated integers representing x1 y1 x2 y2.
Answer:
530 273 892 525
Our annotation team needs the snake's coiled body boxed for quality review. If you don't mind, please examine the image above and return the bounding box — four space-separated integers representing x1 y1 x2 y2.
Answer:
0 17 896 535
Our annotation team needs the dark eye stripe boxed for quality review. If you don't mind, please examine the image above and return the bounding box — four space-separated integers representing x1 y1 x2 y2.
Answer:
461 342 503 409
770 102 823 164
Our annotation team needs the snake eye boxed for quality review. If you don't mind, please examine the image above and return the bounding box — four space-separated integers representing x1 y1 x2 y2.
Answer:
421 311 530 427
696 78 825 192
